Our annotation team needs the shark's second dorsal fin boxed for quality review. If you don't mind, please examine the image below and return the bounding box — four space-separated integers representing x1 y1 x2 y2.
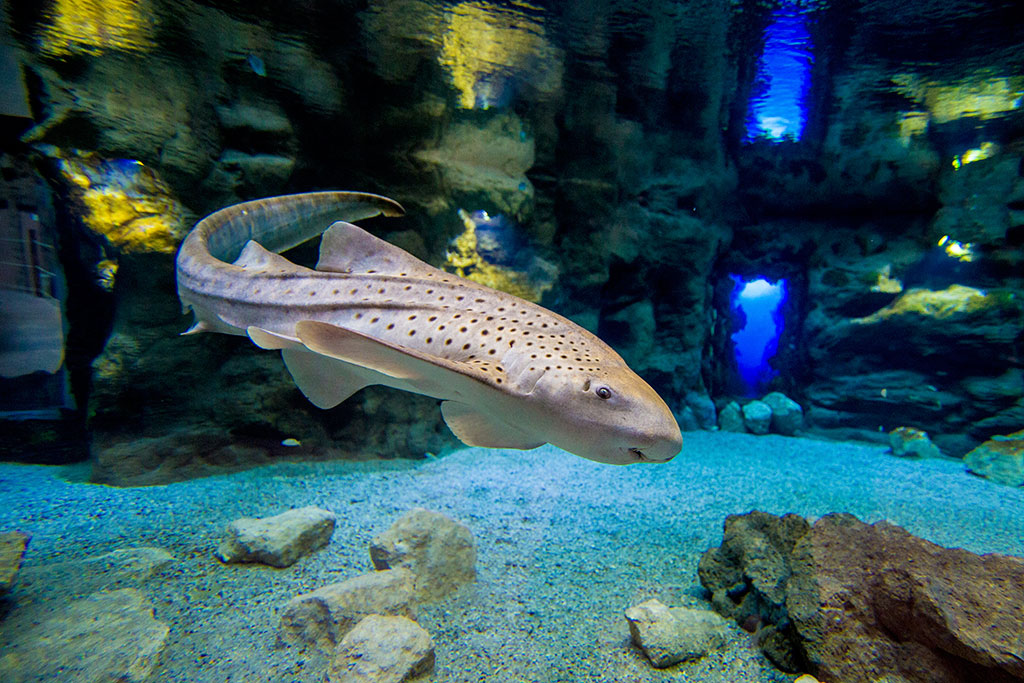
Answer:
316 221 439 277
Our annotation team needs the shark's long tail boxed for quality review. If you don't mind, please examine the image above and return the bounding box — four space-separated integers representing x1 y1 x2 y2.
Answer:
179 191 406 265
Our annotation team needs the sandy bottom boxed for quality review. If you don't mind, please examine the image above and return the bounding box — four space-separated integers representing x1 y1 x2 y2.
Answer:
2 431 1023 682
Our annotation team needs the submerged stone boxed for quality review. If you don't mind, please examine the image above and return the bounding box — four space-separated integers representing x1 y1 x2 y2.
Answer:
326 614 434 683
0 588 169 682
964 430 1024 487
762 392 803 436
279 569 417 650
718 401 746 433
625 598 730 668
700 511 1024 682
0 531 29 597
742 400 772 435
216 505 336 568
369 508 476 602
888 426 942 458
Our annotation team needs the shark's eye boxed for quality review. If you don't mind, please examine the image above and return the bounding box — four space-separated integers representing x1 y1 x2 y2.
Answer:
595 386 612 400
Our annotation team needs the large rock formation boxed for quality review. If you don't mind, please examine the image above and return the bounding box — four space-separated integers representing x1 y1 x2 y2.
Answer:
699 511 1024 682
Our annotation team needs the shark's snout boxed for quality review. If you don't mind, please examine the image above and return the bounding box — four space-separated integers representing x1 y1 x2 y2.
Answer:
629 440 680 463
635 417 684 463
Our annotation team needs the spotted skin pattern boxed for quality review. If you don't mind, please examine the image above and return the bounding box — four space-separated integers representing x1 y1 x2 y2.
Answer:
176 192 682 465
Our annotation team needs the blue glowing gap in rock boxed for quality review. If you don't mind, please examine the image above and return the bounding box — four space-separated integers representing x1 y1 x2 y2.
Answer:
745 5 813 142
731 276 787 395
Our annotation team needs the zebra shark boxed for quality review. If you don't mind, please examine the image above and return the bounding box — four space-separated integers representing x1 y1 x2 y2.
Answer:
175 192 682 465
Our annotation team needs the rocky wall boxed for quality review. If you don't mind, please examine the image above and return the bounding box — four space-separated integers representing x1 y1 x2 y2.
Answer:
725 68 1024 454
2 0 1021 480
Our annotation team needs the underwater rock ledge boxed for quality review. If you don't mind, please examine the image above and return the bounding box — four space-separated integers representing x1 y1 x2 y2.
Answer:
699 511 1024 683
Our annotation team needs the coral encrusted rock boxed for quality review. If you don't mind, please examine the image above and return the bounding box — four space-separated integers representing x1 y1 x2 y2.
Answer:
279 569 417 651
699 511 1024 683
216 506 336 568
369 508 476 602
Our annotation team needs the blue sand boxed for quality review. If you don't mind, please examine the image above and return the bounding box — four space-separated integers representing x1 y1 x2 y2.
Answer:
1 433 1021 682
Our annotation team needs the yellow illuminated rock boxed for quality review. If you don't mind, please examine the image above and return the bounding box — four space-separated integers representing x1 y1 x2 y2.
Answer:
444 210 552 302
40 0 156 57
891 73 1023 124
853 285 990 324
870 265 903 294
952 141 999 170
897 111 929 146
937 234 974 262
438 1 562 109
56 151 187 254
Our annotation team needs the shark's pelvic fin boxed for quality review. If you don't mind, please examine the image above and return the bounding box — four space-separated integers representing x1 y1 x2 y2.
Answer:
316 221 439 277
247 326 301 350
296 320 425 380
281 348 369 409
181 320 212 336
440 401 545 450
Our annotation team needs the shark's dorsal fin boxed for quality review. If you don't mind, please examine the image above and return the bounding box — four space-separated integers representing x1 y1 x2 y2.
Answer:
316 221 439 277
440 401 545 450
233 240 303 272
281 348 369 409
294 320 514 396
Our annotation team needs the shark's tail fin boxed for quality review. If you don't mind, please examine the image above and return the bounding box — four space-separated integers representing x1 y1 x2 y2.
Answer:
184 191 405 265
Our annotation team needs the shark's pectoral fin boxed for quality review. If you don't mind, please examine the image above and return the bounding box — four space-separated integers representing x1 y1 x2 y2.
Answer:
247 326 301 349
296 320 426 380
281 348 369 409
294 321 508 398
316 221 440 278
440 401 545 450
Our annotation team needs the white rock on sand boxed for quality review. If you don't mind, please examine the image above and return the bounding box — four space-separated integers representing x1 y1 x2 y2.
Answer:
625 598 731 668
279 568 417 650
369 508 475 602
327 614 435 683
216 505 336 568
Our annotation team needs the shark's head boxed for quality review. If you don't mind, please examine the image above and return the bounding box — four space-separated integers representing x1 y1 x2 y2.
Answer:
532 364 683 465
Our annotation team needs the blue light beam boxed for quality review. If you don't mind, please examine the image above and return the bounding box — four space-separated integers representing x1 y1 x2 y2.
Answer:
731 276 788 395
745 6 813 142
